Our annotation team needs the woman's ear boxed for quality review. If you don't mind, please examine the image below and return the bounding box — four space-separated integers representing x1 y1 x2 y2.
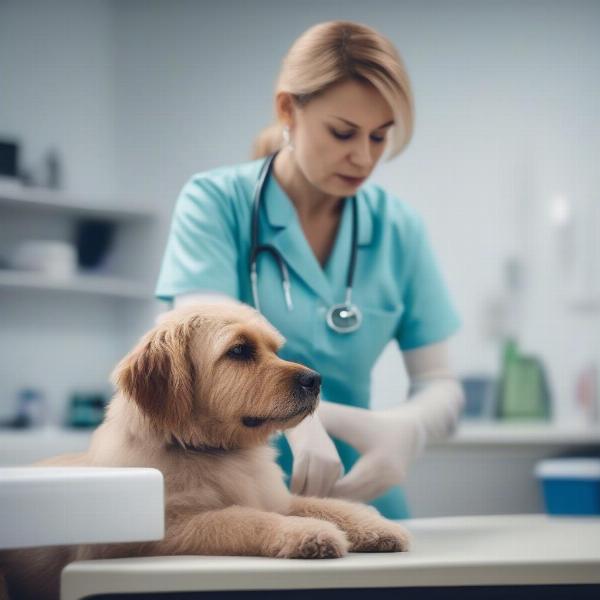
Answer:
111 320 195 431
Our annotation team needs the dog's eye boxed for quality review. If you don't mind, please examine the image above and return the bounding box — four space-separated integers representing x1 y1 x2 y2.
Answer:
227 343 255 361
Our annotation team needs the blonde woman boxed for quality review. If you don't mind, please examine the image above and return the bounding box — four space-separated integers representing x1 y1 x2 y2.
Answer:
156 21 464 520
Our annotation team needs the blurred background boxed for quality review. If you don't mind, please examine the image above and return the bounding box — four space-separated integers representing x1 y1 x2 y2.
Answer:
0 0 599 517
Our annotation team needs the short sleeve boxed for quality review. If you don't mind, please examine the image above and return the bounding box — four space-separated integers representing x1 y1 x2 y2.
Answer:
396 212 462 350
155 175 240 304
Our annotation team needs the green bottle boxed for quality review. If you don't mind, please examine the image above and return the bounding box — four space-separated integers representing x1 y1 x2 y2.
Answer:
496 338 551 420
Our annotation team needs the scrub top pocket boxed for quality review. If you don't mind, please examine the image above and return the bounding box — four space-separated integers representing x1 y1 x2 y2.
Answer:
313 303 404 406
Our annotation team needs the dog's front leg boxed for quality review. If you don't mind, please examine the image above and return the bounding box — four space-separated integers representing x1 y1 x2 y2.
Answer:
286 495 411 552
78 504 350 560
167 505 353 559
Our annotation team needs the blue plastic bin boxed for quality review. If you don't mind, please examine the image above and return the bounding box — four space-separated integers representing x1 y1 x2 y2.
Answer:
535 458 600 516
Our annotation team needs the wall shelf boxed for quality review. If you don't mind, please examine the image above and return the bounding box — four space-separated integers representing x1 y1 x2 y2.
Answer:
0 268 153 300
0 181 155 221
0 427 93 466
442 421 600 447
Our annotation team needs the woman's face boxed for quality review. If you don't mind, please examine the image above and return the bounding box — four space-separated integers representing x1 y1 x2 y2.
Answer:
288 79 395 195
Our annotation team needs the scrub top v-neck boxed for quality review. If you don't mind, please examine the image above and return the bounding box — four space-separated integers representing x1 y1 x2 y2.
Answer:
155 156 462 519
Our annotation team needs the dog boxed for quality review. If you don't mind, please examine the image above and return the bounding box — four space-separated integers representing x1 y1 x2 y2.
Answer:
1 302 410 600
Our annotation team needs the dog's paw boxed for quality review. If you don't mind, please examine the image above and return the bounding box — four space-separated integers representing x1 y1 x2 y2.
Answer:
346 518 412 553
272 516 350 559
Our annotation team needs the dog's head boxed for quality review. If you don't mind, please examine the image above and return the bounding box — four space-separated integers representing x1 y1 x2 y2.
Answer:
111 302 321 450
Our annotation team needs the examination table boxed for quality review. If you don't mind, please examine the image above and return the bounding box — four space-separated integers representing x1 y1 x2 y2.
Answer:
1 468 599 599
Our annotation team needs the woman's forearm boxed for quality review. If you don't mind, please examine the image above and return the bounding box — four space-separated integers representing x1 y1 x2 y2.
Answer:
317 376 464 450
401 377 465 442
401 338 465 443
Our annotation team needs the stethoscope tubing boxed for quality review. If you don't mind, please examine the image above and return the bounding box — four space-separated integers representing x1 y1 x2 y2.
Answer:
250 150 361 332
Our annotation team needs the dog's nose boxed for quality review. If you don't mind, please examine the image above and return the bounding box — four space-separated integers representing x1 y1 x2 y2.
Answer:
295 369 321 394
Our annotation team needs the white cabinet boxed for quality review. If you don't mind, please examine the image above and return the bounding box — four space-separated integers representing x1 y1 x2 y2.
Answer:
0 182 163 464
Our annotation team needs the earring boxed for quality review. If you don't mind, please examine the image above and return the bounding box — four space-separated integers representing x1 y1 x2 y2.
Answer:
282 125 294 150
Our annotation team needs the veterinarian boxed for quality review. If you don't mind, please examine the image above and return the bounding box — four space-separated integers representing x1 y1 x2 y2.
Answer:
155 20 464 520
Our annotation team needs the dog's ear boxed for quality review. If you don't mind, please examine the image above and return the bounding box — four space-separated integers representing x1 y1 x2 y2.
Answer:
111 320 195 430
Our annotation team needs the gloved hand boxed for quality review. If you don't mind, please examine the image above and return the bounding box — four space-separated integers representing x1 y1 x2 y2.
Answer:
316 400 425 503
284 409 345 498
317 379 464 503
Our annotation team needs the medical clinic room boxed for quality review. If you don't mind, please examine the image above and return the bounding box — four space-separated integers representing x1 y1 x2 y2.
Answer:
1 0 599 598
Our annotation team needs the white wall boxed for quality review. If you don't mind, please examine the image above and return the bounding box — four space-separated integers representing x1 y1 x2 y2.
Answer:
0 0 117 197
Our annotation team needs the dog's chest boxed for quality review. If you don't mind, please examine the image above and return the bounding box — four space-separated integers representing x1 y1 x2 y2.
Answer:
173 447 291 515
229 461 290 513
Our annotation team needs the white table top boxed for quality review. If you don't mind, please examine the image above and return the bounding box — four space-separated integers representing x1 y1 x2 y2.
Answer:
0 466 164 549
60 514 600 599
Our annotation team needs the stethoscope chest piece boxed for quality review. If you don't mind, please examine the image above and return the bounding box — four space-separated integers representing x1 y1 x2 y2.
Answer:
326 302 362 333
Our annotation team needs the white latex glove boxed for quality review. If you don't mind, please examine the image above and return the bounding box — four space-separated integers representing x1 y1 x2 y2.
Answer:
316 400 424 503
283 409 345 498
318 378 464 503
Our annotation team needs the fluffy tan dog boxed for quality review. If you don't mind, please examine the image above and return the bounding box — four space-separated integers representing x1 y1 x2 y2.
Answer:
1 303 410 600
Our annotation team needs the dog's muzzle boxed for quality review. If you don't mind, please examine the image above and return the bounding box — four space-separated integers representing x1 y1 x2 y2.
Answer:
241 368 321 428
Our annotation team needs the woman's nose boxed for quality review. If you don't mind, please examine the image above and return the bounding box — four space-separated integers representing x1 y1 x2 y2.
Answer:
349 138 373 169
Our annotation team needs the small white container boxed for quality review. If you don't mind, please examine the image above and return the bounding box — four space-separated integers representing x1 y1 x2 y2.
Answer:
11 240 77 278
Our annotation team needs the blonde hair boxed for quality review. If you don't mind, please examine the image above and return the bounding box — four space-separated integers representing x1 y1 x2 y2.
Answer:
251 20 415 162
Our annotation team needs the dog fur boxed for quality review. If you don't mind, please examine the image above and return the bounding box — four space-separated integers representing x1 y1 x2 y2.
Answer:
1 303 410 599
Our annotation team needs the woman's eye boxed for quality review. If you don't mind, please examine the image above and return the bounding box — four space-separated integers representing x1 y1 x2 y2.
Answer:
331 129 353 140
330 129 385 143
227 344 255 361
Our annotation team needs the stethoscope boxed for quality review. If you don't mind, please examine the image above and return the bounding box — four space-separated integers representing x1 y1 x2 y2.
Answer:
250 150 362 334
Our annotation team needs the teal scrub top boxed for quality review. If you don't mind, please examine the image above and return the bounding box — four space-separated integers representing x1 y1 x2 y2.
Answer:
155 156 462 520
